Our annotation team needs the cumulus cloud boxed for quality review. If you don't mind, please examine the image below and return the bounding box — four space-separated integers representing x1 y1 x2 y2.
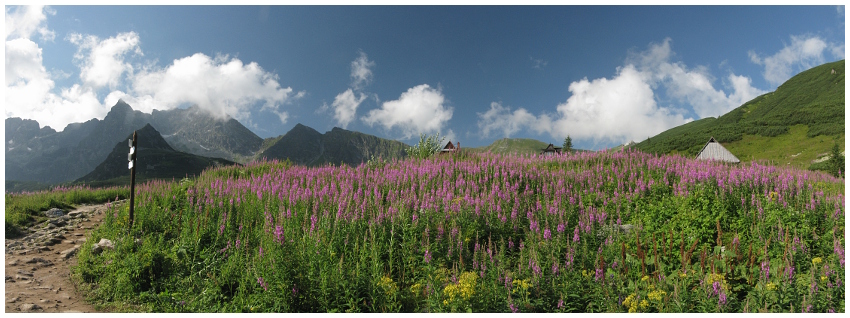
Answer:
330 89 367 129
129 53 301 124
545 65 690 143
5 5 54 42
326 51 375 128
477 102 541 138
68 32 142 89
478 65 690 145
633 38 766 118
362 84 453 139
749 35 844 86
350 51 375 90
5 6 110 131
5 5 302 132
478 38 765 146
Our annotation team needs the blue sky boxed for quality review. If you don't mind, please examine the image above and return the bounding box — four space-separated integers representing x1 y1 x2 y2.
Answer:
5 5 846 150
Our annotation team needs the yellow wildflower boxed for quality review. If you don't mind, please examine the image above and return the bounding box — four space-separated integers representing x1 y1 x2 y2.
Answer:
766 282 776 291
640 300 649 309
812 257 823 266
821 275 828 283
641 275 650 282
648 289 666 302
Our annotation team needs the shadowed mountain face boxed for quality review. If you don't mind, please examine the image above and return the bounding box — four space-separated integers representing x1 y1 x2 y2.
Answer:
76 123 233 184
6 100 262 184
256 125 409 166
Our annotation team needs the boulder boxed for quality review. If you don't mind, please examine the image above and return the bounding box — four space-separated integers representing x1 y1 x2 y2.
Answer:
60 246 79 260
91 238 114 255
44 208 65 218
19 303 42 311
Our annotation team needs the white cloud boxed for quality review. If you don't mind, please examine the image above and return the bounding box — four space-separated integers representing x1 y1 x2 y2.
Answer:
530 56 547 69
130 53 301 124
477 102 540 138
327 51 375 128
5 7 112 131
351 51 375 90
478 65 689 145
478 38 766 145
547 65 690 144
362 84 453 139
749 35 843 86
68 32 142 90
6 5 302 131
634 38 766 118
330 89 367 129
5 5 55 42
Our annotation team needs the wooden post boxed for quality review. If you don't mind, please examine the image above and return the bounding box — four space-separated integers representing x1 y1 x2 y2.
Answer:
129 131 137 229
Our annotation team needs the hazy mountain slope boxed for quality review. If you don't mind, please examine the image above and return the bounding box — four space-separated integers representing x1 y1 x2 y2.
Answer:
5 100 263 184
255 124 409 166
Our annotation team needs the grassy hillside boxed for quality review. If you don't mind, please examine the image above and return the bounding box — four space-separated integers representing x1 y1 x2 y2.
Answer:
470 138 556 155
634 59 845 169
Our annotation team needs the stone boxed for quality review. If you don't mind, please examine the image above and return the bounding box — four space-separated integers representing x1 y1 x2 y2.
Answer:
7 296 19 303
48 219 66 227
44 238 63 246
44 208 65 218
26 257 53 267
19 303 42 311
9 259 20 266
67 211 82 218
15 275 30 281
92 238 114 255
60 246 79 260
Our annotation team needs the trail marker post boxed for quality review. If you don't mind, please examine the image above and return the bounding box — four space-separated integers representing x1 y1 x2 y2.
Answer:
128 131 137 229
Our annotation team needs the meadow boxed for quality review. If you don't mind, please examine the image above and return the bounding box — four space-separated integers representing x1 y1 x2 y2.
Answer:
67 149 844 312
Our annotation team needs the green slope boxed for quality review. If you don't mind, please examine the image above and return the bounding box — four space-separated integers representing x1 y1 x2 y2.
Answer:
470 137 589 155
634 59 844 169
469 138 552 155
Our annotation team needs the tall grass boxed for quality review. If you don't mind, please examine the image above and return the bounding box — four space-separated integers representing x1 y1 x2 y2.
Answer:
72 150 844 312
5 185 128 237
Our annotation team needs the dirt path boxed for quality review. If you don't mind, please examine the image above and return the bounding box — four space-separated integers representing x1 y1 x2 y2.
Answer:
5 201 118 313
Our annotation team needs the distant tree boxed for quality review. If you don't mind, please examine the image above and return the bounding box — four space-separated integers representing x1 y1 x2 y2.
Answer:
562 135 573 153
827 141 844 178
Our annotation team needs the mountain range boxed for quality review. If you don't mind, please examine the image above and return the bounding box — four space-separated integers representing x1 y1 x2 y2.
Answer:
5 100 413 187
5 60 844 188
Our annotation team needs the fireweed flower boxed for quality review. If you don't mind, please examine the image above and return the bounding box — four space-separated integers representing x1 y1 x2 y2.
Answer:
257 277 268 291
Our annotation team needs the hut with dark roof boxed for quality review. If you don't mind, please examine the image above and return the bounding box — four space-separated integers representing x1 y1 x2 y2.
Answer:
695 137 740 163
541 143 562 156
440 141 459 154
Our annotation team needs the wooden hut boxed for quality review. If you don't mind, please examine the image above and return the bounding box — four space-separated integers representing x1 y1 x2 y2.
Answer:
440 141 459 154
541 143 562 155
695 137 740 163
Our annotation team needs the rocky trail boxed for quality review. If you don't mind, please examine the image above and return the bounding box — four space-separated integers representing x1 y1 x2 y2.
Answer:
5 201 119 313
